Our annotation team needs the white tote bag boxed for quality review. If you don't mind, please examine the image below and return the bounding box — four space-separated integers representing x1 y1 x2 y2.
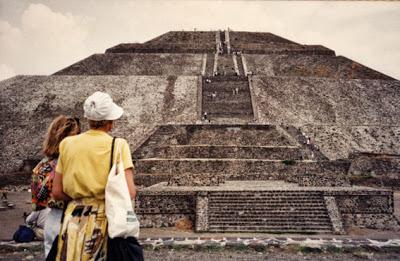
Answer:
105 140 140 238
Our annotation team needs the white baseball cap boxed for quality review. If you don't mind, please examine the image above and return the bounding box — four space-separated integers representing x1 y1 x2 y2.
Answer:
83 91 123 121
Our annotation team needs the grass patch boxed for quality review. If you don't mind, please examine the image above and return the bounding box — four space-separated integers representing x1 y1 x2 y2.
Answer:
171 244 185 251
282 159 296 165
297 246 323 254
326 245 342 254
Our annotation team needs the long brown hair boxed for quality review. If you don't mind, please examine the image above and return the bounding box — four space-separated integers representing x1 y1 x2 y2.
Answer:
42 115 80 159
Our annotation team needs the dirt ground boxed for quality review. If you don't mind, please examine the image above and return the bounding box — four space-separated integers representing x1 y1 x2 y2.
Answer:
1 248 400 261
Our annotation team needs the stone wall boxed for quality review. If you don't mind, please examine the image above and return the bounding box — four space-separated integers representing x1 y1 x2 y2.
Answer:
0 75 199 178
324 190 400 230
136 191 196 228
299 125 400 160
244 54 393 80
145 31 216 45
233 43 335 55
106 43 215 54
348 153 400 188
54 53 204 76
251 77 400 126
230 32 299 45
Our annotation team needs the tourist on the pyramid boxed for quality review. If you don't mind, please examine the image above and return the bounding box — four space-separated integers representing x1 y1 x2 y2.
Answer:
307 136 316 158
305 135 309 145
211 92 217 99
31 115 80 257
203 111 208 121
52 92 136 260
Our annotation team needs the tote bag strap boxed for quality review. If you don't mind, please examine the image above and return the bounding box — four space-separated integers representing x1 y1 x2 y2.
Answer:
109 137 116 171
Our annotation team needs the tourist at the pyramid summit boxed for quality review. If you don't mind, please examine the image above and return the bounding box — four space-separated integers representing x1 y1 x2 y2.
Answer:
30 115 80 257
52 91 138 260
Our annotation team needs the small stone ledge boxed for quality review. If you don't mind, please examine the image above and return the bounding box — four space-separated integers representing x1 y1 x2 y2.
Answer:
2 237 400 254
140 237 400 253
0 241 42 252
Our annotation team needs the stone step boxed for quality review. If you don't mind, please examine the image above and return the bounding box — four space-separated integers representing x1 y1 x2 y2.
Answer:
208 215 331 220
134 159 336 177
134 173 171 187
207 225 332 233
209 220 331 226
134 145 304 160
209 197 325 201
209 213 329 219
203 84 249 92
211 199 325 202
212 192 320 198
203 102 253 114
202 91 249 101
208 112 254 118
210 196 320 204
205 75 248 82
210 192 322 196
209 206 326 210
209 117 254 124
209 209 329 216
141 125 295 147
185 125 294 146
209 195 322 199
209 203 326 208
210 191 322 195
209 192 322 197
206 188 332 233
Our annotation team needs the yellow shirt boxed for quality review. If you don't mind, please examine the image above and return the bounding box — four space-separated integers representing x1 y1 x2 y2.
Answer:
56 129 134 199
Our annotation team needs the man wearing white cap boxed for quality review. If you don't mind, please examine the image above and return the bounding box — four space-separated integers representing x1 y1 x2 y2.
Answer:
52 91 136 260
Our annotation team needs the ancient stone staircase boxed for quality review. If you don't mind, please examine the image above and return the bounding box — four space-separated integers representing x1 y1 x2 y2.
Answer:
202 76 253 121
133 124 340 186
208 190 333 233
201 30 254 122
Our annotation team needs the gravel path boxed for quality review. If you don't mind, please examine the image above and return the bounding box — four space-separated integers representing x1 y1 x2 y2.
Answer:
1 249 400 261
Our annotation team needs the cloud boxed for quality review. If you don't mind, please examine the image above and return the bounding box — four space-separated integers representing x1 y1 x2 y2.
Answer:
0 1 399 79
0 64 15 81
0 3 89 77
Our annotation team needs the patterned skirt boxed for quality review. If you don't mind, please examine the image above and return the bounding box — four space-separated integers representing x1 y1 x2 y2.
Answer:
56 198 108 261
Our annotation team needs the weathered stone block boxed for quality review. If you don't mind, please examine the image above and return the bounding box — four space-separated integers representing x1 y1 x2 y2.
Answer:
168 173 225 186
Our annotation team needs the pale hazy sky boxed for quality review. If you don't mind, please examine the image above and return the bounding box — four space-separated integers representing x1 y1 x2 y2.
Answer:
1 0 399 80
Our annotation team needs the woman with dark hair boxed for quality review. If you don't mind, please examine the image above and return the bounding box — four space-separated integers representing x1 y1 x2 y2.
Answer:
53 92 136 260
31 115 80 257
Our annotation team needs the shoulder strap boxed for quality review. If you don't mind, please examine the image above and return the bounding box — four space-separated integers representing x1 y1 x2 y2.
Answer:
110 137 116 171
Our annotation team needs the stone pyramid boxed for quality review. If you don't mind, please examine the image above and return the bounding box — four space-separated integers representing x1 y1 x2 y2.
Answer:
1 30 399 233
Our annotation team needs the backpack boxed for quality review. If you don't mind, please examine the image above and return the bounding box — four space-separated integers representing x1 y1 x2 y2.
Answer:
13 225 35 243
31 158 57 210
